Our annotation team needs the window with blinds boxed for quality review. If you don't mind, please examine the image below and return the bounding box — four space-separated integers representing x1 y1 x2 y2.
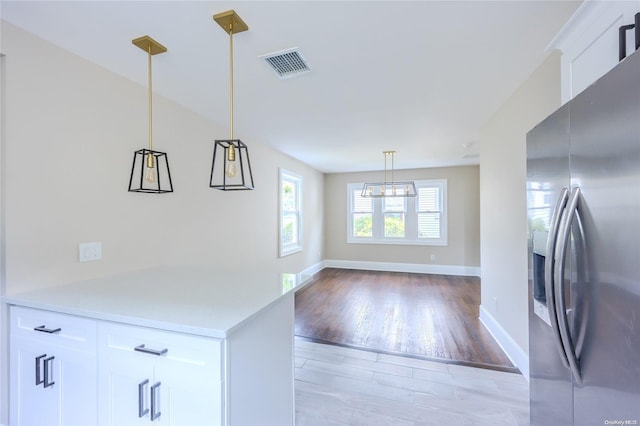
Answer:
417 186 441 239
352 188 373 237
279 169 303 257
347 180 447 245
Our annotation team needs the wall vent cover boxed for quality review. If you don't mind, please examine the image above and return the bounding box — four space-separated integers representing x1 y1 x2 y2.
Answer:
260 48 311 79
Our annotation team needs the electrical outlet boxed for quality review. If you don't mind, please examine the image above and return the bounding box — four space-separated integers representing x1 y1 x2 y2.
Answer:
79 242 102 262
430 254 436 261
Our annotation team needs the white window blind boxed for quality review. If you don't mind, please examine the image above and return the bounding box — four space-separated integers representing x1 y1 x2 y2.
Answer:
417 186 440 239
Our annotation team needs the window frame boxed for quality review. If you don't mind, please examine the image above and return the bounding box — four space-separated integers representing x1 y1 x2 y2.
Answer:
347 179 447 246
279 168 303 257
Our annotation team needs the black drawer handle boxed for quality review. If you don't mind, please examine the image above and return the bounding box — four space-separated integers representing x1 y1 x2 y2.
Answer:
34 325 62 334
134 344 168 356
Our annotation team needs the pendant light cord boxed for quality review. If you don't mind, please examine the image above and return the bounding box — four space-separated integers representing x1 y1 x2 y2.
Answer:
391 152 394 183
229 24 234 140
148 44 153 152
383 151 396 185
384 154 388 184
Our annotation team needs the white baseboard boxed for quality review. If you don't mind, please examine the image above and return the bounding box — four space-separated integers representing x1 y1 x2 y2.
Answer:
323 259 480 277
479 305 529 380
299 261 325 277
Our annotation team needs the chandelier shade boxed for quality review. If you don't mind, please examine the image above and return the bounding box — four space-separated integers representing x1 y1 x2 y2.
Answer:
210 139 254 190
361 181 417 198
129 149 173 193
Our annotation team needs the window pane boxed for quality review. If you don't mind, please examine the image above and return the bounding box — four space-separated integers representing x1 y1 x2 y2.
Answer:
280 169 302 257
282 180 296 211
282 213 298 244
384 197 405 212
353 213 372 237
418 212 440 238
384 213 405 237
418 187 439 211
353 191 372 212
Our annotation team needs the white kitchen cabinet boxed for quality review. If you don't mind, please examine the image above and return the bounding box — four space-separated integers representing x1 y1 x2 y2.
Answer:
98 322 222 426
5 268 302 426
9 306 98 426
549 1 640 103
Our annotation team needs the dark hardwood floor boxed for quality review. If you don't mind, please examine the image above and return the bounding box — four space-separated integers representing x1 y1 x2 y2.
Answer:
294 268 517 372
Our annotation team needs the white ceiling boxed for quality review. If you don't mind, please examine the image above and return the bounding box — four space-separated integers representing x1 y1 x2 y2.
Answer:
1 0 580 173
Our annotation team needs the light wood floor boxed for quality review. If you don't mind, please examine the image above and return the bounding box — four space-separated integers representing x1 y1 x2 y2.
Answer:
295 268 515 372
295 339 530 426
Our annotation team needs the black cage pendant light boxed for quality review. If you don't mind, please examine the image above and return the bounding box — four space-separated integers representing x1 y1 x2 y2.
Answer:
128 36 174 194
210 10 255 191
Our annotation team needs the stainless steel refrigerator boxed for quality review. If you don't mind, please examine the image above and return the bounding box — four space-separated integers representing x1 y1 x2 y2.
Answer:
526 50 640 425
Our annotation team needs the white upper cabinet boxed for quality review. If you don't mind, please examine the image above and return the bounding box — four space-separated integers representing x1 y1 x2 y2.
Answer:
548 1 640 104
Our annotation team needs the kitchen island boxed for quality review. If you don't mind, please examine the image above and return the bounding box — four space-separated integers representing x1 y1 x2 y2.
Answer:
4 267 310 426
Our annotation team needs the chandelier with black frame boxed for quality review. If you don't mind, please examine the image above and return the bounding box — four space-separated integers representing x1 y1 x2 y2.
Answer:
361 151 417 198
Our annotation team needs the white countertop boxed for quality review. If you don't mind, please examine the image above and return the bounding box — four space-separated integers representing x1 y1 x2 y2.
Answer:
3 267 312 338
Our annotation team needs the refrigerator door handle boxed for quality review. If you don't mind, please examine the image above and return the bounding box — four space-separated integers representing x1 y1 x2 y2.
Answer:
544 187 571 368
553 186 582 383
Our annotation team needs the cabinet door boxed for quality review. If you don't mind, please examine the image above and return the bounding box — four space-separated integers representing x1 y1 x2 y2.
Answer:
10 337 60 426
98 348 155 426
9 307 98 426
552 1 640 103
10 338 97 426
98 322 222 426
155 356 222 425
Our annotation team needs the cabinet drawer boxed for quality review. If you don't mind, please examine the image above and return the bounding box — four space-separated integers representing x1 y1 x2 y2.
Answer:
98 322 222 375
10 306 97 351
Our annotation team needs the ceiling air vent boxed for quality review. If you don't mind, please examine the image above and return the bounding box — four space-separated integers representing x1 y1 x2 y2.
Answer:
260 48 311 80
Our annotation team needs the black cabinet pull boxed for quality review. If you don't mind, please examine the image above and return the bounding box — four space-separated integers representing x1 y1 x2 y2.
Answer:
134 344 168 357
636 12 640 50
619 23 635 61
43 356 55 388
150 382 162 421
35 354 46 385
34 325 62 334
138 379 149 418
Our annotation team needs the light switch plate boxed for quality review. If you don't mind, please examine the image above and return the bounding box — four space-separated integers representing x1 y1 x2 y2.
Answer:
79 241 102 262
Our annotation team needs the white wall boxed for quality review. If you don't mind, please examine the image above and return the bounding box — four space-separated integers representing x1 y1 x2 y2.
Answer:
0 22 324 422
0 21 324 295
479 52 562 369
324 165 480 273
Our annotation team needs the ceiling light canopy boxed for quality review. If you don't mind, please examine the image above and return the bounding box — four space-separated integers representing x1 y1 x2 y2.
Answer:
362 151 417 198
209 10 255 191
